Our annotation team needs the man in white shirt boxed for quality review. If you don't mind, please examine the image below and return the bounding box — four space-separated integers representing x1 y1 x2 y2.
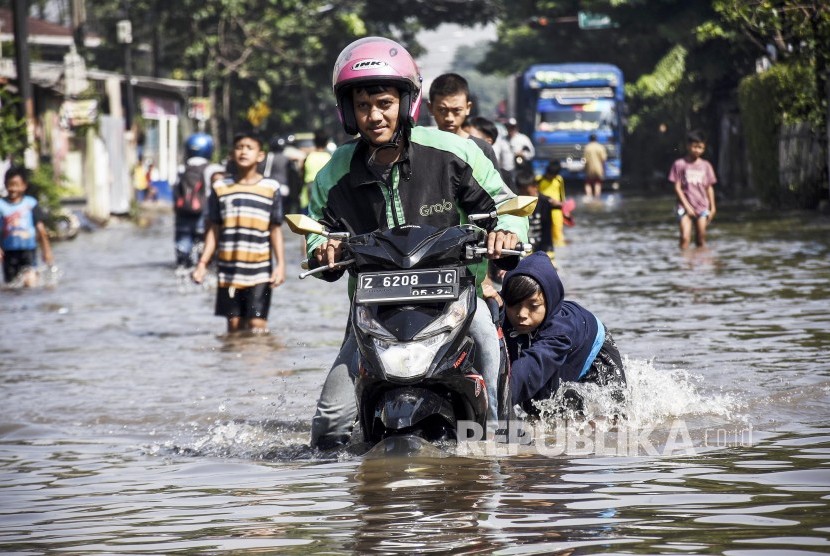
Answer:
506 118 535 162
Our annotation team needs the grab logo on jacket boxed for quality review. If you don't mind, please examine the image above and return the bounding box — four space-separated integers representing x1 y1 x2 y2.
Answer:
419 199 454 216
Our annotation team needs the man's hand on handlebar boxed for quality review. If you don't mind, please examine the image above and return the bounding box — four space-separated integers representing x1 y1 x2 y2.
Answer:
486 230 519 258
314 239 344 269
313 230 519 267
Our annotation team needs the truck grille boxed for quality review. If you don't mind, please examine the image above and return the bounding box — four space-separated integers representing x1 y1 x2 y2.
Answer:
535 143 618 160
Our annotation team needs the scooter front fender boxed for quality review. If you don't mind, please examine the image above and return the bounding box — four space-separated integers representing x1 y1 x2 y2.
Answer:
377 388 457 432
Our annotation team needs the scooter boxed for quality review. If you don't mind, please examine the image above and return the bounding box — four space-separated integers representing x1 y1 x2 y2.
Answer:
285 196 536 445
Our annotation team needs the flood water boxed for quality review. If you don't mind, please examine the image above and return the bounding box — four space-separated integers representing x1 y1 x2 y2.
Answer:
2 193 830 554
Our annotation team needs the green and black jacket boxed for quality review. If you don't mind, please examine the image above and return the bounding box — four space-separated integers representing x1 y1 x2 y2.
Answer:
307 126 529 292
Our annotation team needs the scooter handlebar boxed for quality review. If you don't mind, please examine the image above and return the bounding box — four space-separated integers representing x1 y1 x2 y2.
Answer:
299 258 354 279
469 242 532 258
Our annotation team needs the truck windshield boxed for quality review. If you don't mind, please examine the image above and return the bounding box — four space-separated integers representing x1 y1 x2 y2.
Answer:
536 100 617 133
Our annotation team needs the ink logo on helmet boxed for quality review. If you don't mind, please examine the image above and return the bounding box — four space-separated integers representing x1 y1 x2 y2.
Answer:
419 199 454 216
351 59 388 71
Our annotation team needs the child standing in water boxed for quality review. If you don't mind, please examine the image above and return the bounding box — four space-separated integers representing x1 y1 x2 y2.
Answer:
514 168 553 256
192 131 286 333
536 160 571 247
0 166 55 287
669 130 717 248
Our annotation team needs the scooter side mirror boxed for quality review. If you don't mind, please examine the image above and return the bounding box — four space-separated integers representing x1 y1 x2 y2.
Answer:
467 195 539 222
285 214 328 236
496 195 538 217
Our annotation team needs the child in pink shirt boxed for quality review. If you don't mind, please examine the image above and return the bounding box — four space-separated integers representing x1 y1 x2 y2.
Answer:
669 130 717 248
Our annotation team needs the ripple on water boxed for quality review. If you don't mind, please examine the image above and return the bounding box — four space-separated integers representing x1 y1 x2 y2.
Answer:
2 200 830 553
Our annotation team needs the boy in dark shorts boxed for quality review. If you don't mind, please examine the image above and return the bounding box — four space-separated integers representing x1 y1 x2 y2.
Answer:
1 166 54 287
490 251 626 416
192 131 286 333
669 130 717 249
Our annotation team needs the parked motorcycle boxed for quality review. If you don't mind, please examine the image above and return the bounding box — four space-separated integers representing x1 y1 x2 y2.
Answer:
285 196 536 445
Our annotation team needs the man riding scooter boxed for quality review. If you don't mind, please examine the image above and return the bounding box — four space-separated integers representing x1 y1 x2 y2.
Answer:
304 36 528 449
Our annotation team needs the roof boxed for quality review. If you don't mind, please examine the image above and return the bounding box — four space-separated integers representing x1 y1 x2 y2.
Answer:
0 8 101 48
0 60 196 97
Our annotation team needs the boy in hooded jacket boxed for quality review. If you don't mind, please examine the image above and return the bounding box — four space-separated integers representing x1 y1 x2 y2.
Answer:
495 251 626 415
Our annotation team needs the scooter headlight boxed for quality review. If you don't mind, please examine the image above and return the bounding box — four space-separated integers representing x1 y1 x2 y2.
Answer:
374 333 449 380
355 305 396 341
413 288 472 340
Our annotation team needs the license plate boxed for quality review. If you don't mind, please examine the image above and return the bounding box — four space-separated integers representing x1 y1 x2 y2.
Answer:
355 269 459 304
564 158 586 171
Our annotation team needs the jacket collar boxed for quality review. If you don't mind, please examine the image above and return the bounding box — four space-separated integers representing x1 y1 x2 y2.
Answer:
349 138 412 188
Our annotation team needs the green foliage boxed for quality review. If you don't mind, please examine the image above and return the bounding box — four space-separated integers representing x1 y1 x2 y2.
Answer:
628 45 687 101
738 63 823 208
481 0 716 78
738 70 780 205
81 0 501 145
70 0 828 209
714 0 830 58
0 89 27 163
625 45 687 132
26 164 70 230
715 0 829 128
480 0 760 186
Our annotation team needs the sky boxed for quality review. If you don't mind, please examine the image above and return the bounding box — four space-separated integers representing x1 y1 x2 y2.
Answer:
415 23 498 90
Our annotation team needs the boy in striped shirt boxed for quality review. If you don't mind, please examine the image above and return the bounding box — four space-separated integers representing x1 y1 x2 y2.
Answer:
192 131 286 333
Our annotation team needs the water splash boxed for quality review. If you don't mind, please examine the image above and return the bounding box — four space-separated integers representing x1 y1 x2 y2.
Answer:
156 358 751 462
534 357 746 431
175 265 216 294
40 265 61 287
152 418 322 461
622 357 744 425
1 264 61 289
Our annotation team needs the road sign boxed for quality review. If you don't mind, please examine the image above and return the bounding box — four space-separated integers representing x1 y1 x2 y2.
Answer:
188 97 212 122
578 11 616 30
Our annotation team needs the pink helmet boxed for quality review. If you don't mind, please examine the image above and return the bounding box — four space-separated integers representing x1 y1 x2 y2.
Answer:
332 37 423 136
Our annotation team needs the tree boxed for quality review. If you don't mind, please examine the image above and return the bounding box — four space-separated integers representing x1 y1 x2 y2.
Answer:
717 1 830 207
714 0 829 129
478 0 759 188
0 88 27 163
77 0 503 150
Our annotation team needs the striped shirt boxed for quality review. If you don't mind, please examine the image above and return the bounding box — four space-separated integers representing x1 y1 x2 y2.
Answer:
208 178 283 288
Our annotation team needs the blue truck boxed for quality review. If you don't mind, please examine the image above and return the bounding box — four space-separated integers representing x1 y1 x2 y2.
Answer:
509 63 625 184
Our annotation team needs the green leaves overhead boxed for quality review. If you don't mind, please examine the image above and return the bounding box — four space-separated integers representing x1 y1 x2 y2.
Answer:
628 45 687 100
714 0 830 55
79 0 501 141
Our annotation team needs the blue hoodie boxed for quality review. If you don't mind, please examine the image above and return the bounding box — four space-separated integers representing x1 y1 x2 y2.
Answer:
503 252 605 407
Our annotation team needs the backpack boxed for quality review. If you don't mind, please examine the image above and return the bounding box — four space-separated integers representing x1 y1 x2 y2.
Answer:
174 162 208 216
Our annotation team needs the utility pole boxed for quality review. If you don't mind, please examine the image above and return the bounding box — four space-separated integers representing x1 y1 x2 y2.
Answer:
11 0 37 167
116 18 134 131
826 68 829 201
71 0 86 56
